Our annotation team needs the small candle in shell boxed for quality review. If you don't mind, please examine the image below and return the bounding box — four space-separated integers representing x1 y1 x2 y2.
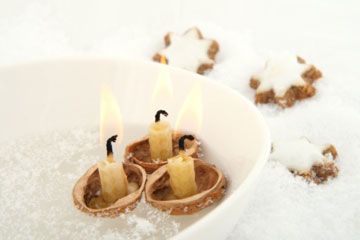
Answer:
149 110 173 162
98 135 129 204
167 135 197 199
73 133 145 215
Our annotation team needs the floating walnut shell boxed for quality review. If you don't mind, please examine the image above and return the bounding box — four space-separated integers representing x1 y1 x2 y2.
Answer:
124 132 200 173
72 163 146 217
145 159 226 215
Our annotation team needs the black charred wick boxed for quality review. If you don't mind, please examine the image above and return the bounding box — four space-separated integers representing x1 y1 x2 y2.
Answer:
179 135 195 151
155 110 168 122
106 135 118 156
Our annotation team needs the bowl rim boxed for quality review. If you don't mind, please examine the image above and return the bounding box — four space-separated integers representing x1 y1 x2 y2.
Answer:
0 56 271 239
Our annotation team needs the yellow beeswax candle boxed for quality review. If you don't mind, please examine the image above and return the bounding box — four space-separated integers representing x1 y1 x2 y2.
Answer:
149 110 173 162
98 160 128 203
98 135 128 204
167 135 197 199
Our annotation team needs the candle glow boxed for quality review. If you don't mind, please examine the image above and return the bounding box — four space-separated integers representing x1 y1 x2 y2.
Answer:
98 86 128 204
175 81 203 134
151 56 173 111
100 85 123 148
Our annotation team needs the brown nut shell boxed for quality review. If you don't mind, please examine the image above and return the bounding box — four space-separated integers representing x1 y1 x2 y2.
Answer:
72 163 146 217
145 159 226 215
124 132 200 173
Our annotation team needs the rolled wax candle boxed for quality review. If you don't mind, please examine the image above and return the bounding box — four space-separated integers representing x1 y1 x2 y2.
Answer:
98 135 128 204
149 110 173 162
167 135 197 199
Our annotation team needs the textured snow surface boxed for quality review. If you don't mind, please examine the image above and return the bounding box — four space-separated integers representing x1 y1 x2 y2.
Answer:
0 129 179 240
0 1 359 239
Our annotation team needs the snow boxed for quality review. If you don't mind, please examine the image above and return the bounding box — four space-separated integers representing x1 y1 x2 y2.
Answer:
0 129 179 239
0 0 359 239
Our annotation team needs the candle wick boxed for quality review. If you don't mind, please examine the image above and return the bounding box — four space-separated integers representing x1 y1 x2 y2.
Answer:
179 135 195 151
106 135 118 156
155 110 168 122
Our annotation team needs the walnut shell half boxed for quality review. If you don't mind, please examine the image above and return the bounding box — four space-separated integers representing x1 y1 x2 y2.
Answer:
72 163 146 217
145 159 226 215
124 132 200 173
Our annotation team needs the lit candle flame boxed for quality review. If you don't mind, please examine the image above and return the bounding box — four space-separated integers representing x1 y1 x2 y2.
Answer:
160 56 167 65
151 56 173 111
175 82 203 134
100 85 123 148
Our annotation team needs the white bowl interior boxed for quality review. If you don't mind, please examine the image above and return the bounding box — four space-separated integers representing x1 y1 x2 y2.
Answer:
0 58 270 239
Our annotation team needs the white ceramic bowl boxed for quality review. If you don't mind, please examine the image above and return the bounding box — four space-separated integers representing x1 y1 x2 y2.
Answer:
0 58 270 239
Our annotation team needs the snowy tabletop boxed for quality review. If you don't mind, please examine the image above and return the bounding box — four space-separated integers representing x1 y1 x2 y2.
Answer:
0 0 359 239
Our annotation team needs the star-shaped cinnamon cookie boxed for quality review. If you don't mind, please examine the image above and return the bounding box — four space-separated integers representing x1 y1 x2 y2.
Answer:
153 27 219 74
270 138 339 184
250 54 322 108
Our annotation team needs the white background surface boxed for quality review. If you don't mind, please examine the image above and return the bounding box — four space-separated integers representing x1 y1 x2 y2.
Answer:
0 0 359 239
